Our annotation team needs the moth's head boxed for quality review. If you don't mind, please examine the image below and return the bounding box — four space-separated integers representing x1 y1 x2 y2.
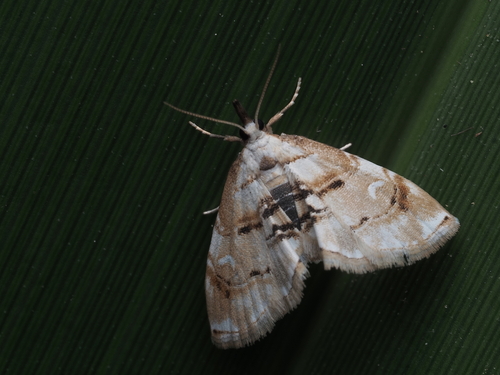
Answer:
232 100 268 142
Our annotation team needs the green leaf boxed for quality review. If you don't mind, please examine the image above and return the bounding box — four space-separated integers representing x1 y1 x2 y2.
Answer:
1 0 499 374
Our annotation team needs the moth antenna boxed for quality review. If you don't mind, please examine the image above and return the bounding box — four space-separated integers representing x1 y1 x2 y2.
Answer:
164 101 246 134
266 77 302 132
254 45 281 125
189 122 242 143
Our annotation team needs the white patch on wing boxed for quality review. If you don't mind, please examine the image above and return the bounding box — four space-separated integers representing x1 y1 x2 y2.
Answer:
368 180 386 200
218 255 235 267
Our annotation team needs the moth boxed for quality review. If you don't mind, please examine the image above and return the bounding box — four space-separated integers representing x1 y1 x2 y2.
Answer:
165 50 460 349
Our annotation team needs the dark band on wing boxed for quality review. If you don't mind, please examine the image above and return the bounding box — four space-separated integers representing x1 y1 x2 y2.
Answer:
318 179 345 196
438 215 451 227
393 175 411 211
249 266 271 277
240 186 322 238
238 222 263 235
210 272 232 299
262 201 281 219
270 182 300 228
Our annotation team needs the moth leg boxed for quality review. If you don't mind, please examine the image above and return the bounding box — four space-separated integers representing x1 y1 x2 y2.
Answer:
339 143 352 151
203 206 219 215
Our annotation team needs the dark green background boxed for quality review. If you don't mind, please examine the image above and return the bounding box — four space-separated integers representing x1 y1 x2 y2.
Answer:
1 0 498 374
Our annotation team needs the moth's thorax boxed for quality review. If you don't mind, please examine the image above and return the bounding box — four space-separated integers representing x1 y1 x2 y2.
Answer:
244 121 265 143
244 128 272 151
238 132 280 184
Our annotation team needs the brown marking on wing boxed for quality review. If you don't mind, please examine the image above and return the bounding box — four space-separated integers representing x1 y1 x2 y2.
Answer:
293 188 313 201
271 222 297 232
265 222 299 242
209 273 232 299
240 175 258 190
249 266 271 277
350 216 370 230
438 215 451 228
274 231 300 242
237 222 263 235
394 175 411 211
261 201 281 219
390 186 397 206
318 179 345 196
259 156 277 171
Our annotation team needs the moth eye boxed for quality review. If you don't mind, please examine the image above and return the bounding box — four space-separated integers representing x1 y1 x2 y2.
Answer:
239 129 250 140
257 119 265 130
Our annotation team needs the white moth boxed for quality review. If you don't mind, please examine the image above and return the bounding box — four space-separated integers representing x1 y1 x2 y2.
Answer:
165 50 460 350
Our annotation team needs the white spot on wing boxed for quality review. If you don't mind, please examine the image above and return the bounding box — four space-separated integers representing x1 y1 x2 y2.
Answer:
218 255 235 267
368 180 386 200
